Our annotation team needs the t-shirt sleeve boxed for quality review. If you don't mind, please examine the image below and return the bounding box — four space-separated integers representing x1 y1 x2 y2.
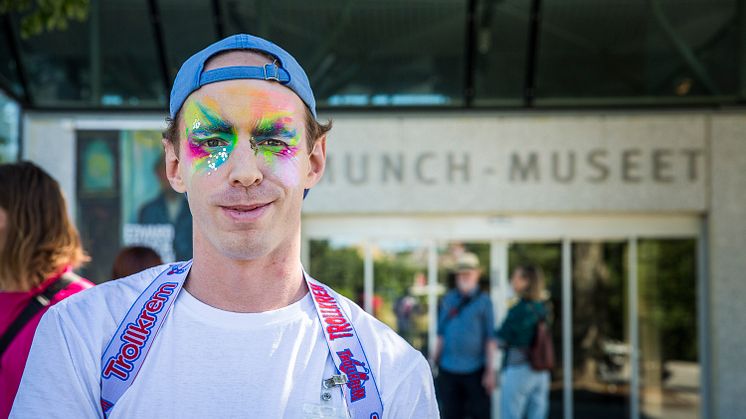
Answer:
383 353 440 419
9 306 101 418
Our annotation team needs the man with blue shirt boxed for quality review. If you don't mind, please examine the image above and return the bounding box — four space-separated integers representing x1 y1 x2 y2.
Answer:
432 252 497 419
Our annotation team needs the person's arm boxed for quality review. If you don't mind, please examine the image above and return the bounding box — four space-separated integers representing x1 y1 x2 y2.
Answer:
430 295 450 368
482 297 498 394
430 335 444 369
9 307 100 418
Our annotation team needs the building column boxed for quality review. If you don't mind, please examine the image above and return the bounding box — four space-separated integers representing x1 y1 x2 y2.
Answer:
709 112 746 418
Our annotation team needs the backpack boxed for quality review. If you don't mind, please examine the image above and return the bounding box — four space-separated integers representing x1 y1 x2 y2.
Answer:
528 303 555 371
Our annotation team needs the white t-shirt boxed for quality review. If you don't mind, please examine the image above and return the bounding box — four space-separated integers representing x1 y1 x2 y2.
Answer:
10 265 438 419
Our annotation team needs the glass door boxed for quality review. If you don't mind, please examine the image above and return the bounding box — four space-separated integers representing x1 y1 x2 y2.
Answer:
372 240 431 353
571 241 630 419
303 215 704 419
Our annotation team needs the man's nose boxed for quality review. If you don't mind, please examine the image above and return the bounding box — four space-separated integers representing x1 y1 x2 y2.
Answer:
227 138 263 188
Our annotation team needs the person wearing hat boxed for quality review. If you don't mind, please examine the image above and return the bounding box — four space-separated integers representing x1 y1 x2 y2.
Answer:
431 252 497 419
10 34 438 419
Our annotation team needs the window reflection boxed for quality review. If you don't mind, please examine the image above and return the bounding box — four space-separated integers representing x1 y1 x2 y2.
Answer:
308 239 364 301
572 242 630 419
639 239 699 419
373 240 431 353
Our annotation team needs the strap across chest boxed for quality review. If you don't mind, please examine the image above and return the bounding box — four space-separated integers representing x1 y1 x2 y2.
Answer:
99 261 383 419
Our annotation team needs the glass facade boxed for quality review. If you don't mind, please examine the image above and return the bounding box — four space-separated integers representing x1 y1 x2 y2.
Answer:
308 239 364 301
300 233 702 419
535 0 739 105
374 241 431 352
571 242 630 419
638 239 699 419
1 0 743 110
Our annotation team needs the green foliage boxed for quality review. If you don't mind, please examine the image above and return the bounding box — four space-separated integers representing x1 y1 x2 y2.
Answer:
638 239 698 362
308 240 364 300
0 0 89 39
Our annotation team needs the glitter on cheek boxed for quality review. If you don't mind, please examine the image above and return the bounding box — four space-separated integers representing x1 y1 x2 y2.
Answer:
188 146 232 175
205 147 230 174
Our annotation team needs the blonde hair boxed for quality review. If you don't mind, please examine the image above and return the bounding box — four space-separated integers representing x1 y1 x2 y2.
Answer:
0 162 89 291
517 265 546 301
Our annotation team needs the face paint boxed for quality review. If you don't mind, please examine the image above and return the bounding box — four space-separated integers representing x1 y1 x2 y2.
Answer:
184 99 236 175
183 97 304 186
252 112 302 187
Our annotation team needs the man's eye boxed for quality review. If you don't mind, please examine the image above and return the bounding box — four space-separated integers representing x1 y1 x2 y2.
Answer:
202 138 225 148
257 139 287 148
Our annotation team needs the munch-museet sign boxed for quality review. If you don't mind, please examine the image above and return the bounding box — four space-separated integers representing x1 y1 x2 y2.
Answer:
304 114 708 214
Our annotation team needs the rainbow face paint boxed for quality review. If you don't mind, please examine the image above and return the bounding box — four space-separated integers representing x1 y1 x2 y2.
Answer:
183 98 303 182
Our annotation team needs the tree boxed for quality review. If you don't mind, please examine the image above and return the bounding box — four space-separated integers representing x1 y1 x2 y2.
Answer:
0 0 88 39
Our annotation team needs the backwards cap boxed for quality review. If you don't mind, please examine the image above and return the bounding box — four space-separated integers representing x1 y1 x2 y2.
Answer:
169 33 316 119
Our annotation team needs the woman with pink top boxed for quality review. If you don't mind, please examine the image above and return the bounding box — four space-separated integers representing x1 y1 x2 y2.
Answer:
0 161 93 417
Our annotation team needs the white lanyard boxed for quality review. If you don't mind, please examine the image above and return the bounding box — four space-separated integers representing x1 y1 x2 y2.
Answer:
99 260 383 419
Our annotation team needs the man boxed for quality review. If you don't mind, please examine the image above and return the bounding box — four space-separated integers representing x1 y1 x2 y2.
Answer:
432 252 497 419
11 34 438 418
138 157 193 261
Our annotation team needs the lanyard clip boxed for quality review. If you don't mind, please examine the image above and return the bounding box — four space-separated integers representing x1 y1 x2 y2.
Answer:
322 374 348 389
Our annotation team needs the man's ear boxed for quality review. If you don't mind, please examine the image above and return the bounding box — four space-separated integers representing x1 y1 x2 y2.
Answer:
163 139 187 193
305 135 327 189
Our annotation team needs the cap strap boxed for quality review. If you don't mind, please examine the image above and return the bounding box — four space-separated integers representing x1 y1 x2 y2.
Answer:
199 64 291 87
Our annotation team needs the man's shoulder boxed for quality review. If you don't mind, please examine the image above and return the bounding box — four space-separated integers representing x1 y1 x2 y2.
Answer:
48 263 172 326
441 289 460 305
477 290 494 305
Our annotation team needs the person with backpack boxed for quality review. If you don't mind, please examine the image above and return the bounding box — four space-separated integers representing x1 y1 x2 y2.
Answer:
0 162 94 418
497 265 553 419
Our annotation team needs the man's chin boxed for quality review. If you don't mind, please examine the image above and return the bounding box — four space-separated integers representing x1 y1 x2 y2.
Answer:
214 237 274 261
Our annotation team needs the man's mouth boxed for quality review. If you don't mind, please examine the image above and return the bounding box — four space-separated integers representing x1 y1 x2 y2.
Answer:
219 202 272 222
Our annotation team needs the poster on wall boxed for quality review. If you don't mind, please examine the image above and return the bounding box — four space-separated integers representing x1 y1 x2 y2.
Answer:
120 130 193 263
76 131 121 282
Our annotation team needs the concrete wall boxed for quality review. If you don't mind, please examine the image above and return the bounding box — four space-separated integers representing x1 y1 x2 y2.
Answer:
709 113 746 419
22 116 77 220
304 112 708 214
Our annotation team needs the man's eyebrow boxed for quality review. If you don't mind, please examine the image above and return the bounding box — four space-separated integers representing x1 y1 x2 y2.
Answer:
253 116 297 137
191 121 233 136
188 101 234 136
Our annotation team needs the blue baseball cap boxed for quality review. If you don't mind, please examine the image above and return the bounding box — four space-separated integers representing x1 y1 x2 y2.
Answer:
169 33 316 120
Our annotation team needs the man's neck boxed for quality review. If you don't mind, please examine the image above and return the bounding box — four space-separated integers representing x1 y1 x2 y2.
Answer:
185 239 307 313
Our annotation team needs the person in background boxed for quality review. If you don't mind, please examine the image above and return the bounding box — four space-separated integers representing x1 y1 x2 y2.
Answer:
138 157 193 261
0 161 93 417
497 265 551 419
111 246 163 279
432 252 497 419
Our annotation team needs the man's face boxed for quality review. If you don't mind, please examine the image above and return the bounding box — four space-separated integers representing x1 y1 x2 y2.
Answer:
456 269 480 294
164 53 326 261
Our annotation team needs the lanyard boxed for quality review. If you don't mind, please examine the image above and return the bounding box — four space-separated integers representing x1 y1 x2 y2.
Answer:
99 260 383 419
